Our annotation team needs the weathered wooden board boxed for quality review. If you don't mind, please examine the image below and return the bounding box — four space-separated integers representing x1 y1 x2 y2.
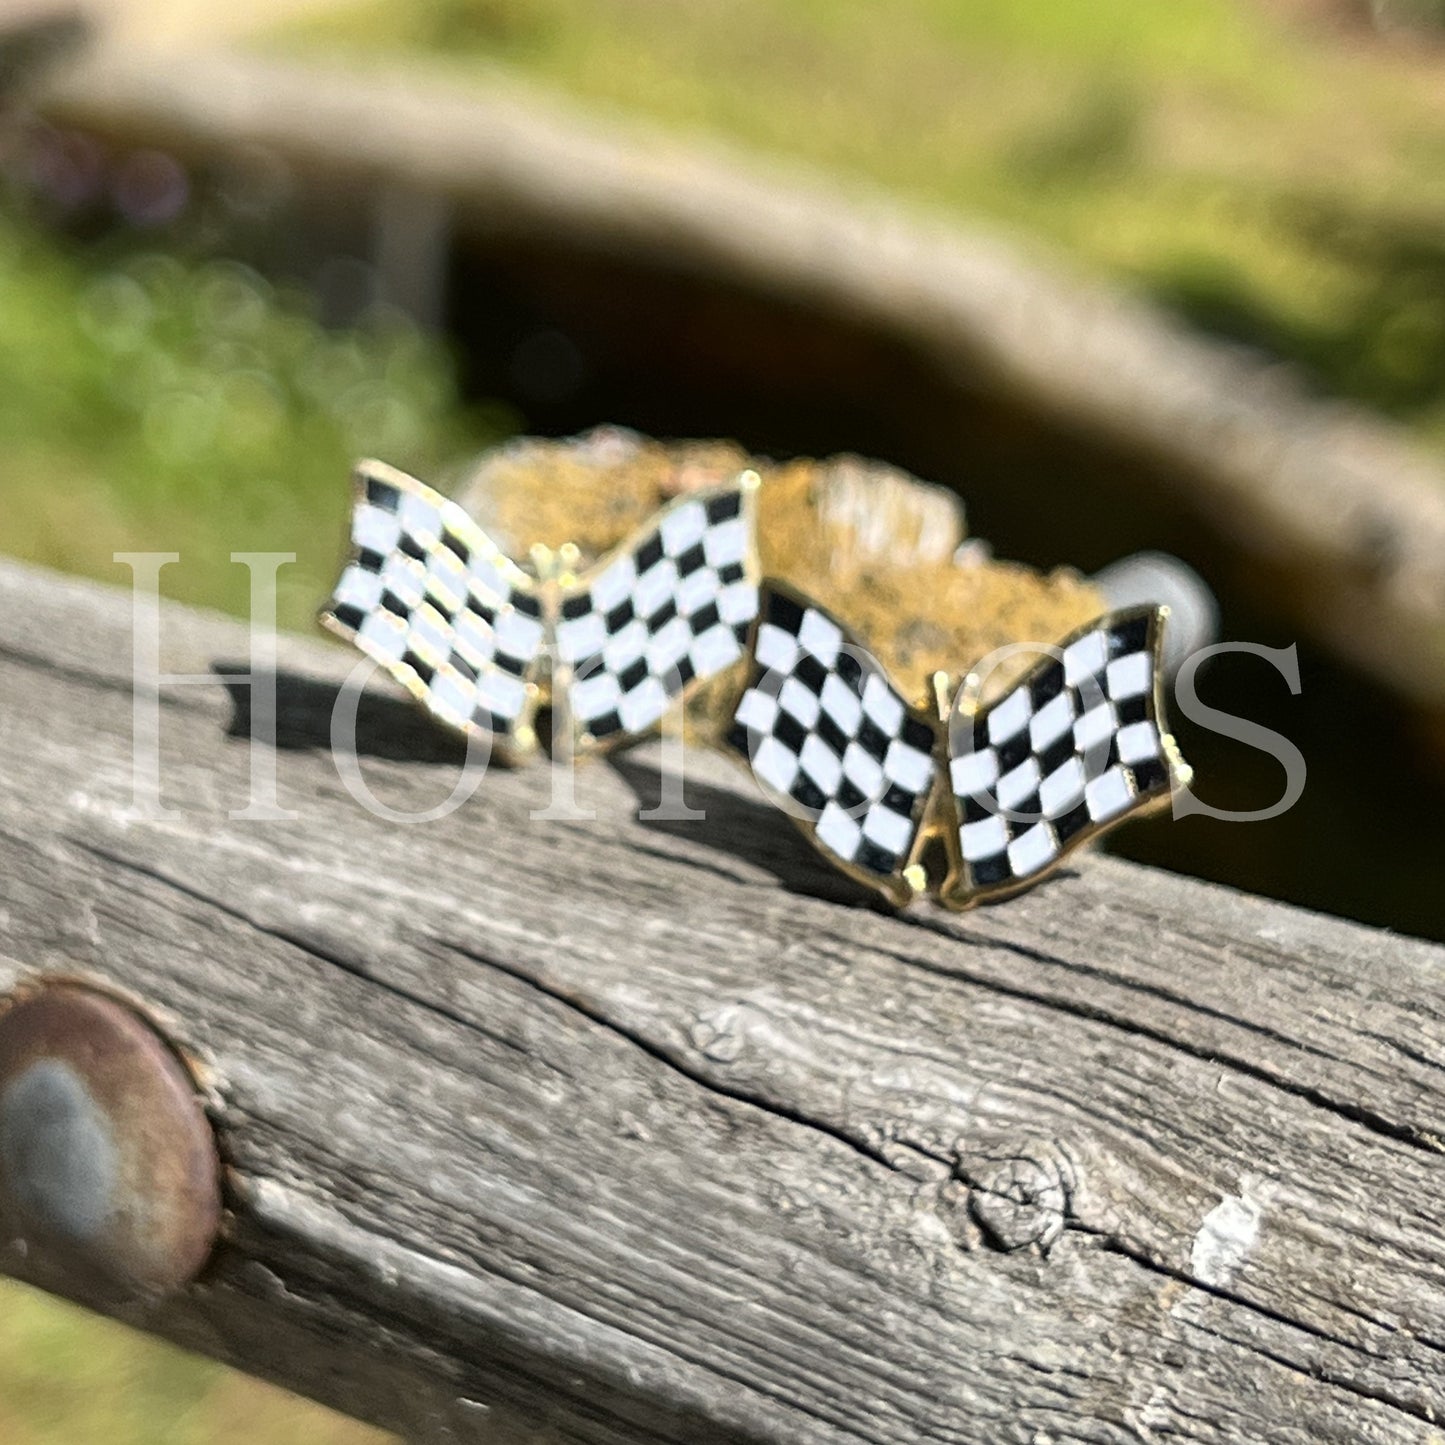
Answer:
34 47 1445 711
2 554 1445 1444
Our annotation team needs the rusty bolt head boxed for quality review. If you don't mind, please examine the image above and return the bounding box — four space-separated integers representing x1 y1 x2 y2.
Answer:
0 983 221 1298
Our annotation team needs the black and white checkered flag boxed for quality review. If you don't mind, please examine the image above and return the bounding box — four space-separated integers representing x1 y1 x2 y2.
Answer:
726 588 942 906
325 464 1181 900
323 462 547 757
941 606 1177 905
554 487 758 748
322 463 760 760
726 591 1181 906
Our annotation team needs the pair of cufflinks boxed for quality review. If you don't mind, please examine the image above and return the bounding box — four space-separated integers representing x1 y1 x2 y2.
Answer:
323 460 1189 910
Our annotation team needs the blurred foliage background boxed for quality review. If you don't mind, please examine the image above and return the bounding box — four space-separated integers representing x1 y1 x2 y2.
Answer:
0 1279 389 1444
0 215 509 630
9 0 1445 613
287 0 1445 453
3 0 1445 1441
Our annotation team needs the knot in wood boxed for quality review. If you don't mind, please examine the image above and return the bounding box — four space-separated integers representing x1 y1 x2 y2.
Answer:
966 1146 1074 1254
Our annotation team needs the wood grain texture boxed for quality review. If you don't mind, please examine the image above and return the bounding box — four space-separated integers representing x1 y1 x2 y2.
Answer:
34 46 1445 711
2 555 1445 1443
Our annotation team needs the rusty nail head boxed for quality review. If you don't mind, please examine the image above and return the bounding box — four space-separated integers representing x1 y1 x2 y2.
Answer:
0 982 221 1297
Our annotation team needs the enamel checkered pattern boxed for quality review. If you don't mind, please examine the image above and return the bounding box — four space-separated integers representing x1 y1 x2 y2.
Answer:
324 464 1185 911
948 607 1170 895
555 488 758 743
727 591 939 883
324 470 544 742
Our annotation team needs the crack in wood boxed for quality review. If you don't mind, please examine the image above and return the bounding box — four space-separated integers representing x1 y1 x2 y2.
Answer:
883 913 1445 1159
1081 1227 1445 1428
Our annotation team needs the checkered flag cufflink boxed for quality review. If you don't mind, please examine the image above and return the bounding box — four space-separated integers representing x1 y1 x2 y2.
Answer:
323 461 548 761
938 606 1187 907
727 587 940 907
726 586 1190 908
322 460 1189 908
552 483 758 750
320 460 761 763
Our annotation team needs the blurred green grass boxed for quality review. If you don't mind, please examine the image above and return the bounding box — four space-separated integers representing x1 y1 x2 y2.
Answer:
282 0 1445 453
0 217 510 629
0 1279 390 1445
